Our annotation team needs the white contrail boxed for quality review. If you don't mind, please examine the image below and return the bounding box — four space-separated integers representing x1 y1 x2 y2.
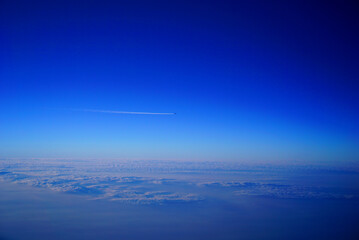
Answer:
71 109 176 115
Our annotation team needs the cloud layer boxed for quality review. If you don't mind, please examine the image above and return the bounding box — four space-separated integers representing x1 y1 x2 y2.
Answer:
1 159 358 204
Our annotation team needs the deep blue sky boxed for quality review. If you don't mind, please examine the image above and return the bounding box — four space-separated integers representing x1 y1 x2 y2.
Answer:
1 0 358 163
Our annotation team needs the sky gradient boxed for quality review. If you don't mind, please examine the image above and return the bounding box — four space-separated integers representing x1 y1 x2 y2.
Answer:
1 0 358 163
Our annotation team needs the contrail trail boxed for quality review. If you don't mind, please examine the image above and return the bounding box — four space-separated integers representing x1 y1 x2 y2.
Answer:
71 109 176 115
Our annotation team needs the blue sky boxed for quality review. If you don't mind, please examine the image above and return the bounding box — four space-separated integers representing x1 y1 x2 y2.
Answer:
1 0 358 162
